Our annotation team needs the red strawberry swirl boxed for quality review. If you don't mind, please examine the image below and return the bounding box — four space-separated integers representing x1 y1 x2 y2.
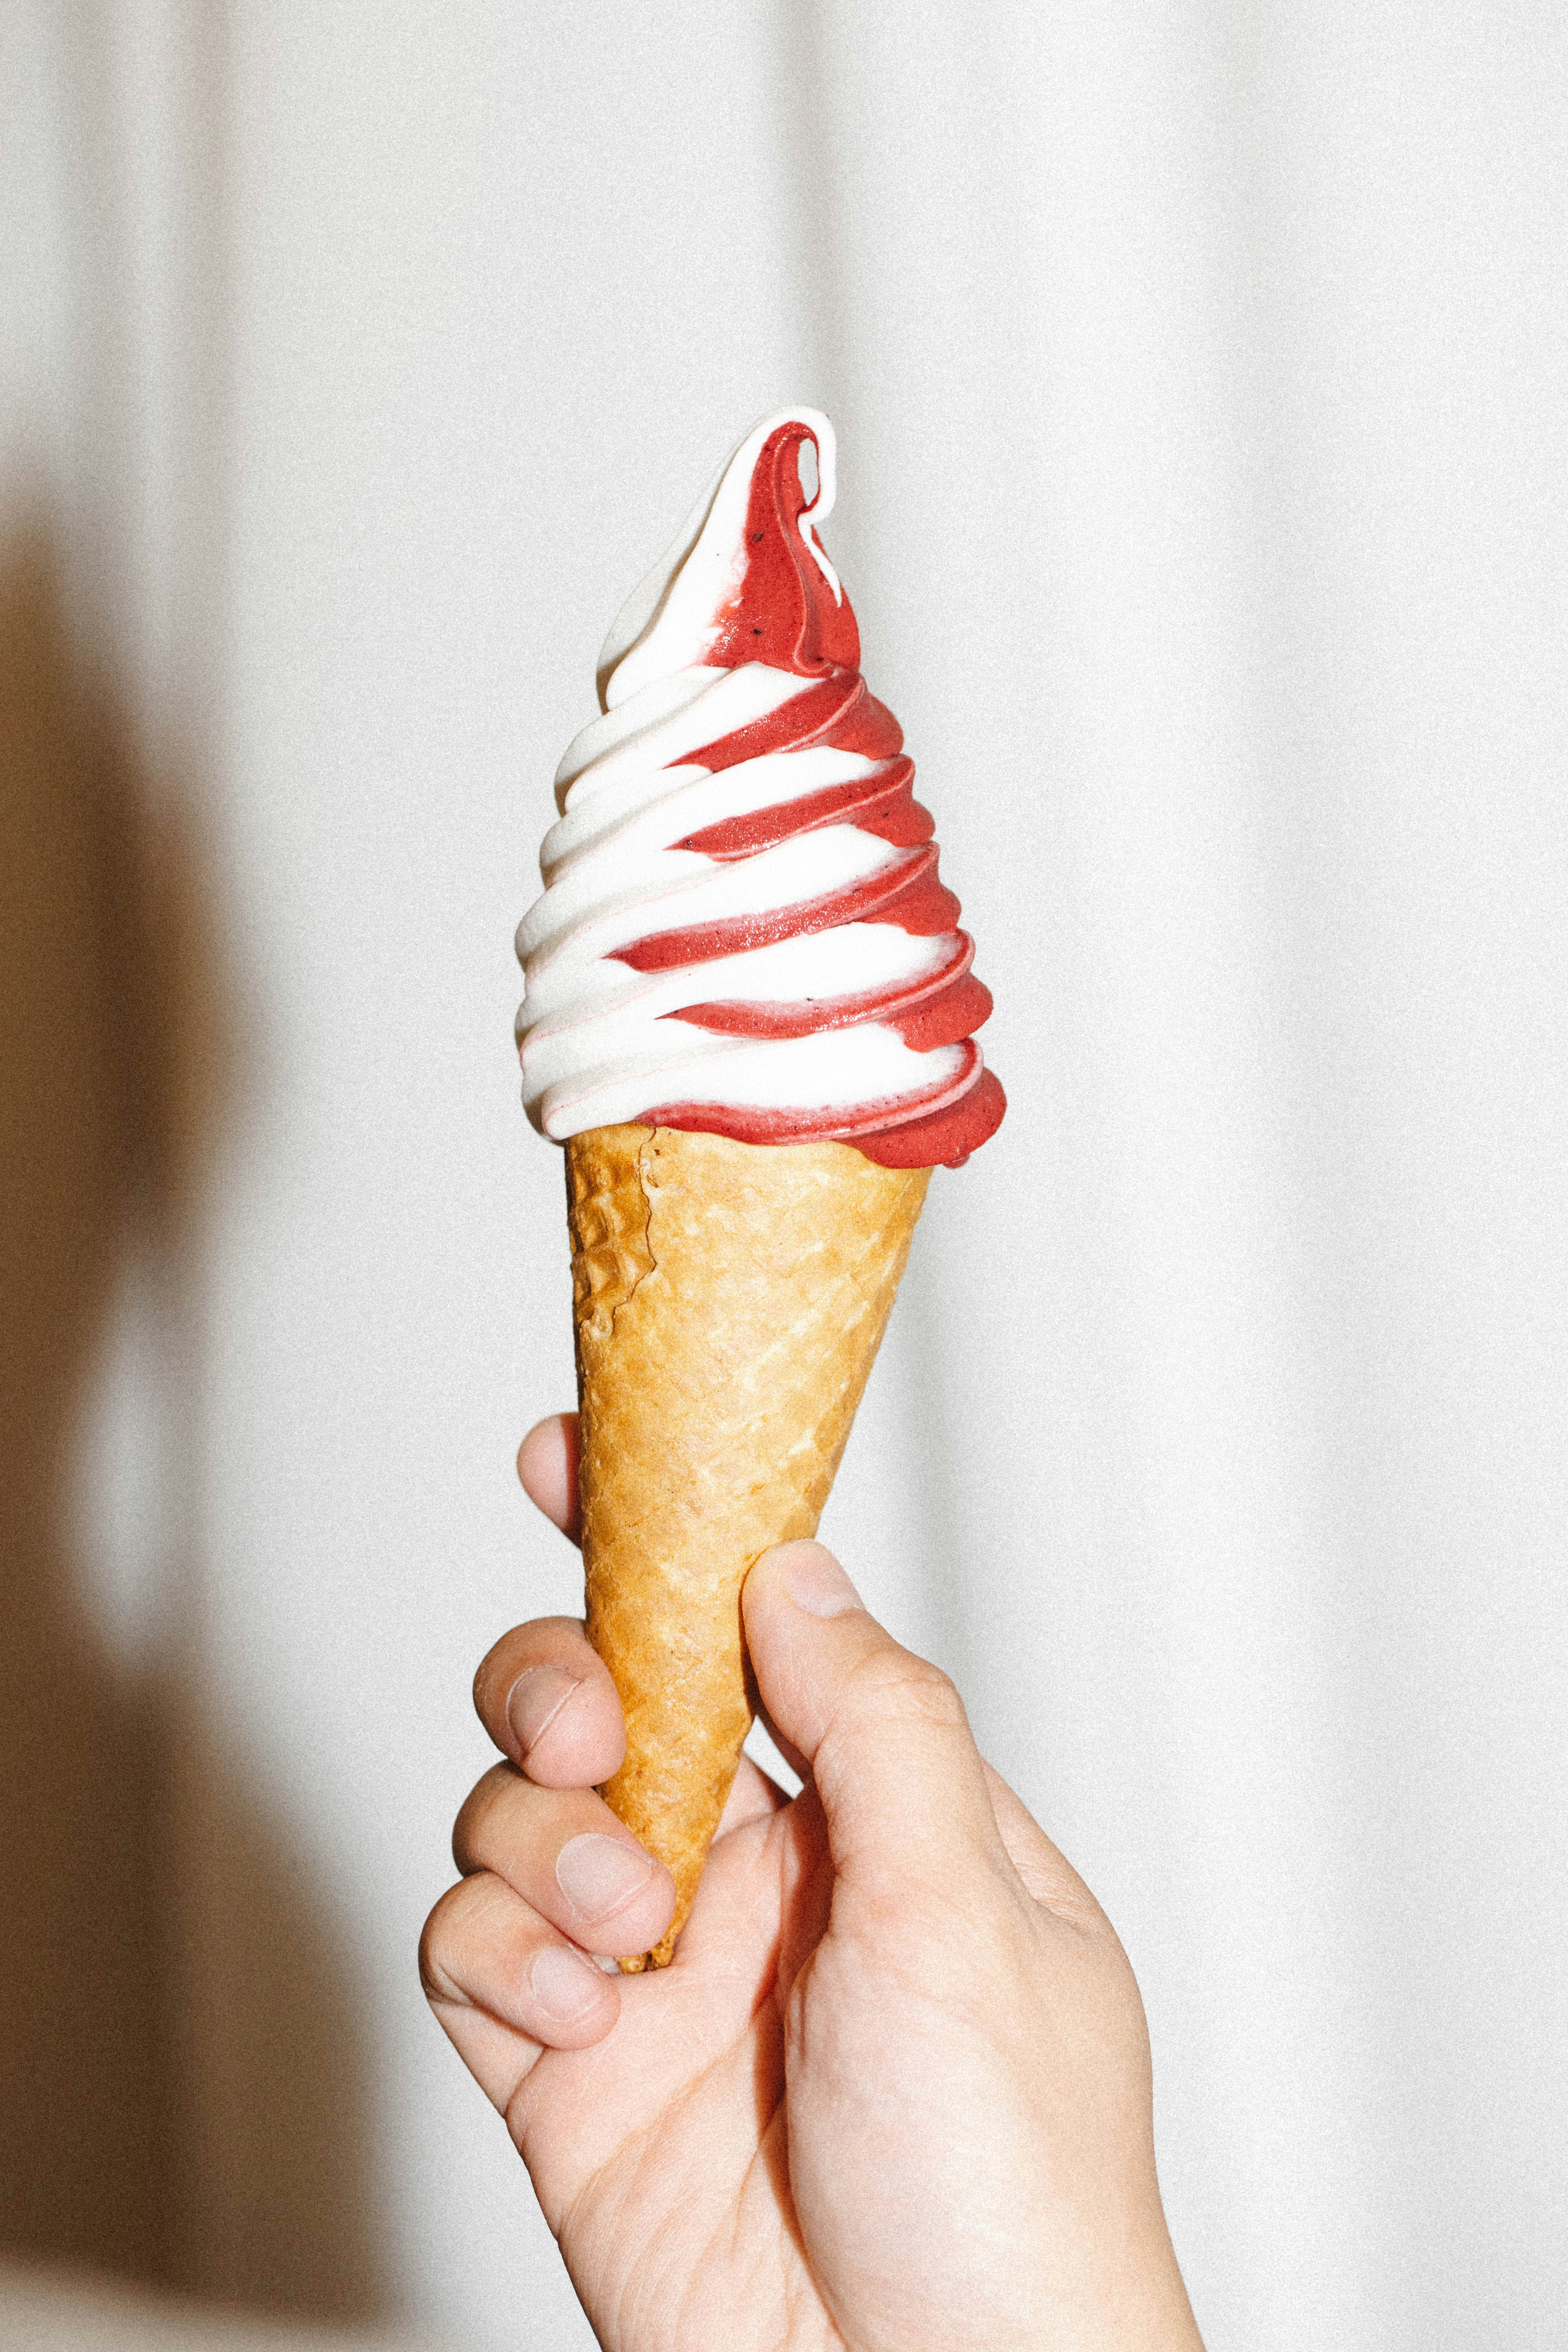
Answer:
517 409 1005 1168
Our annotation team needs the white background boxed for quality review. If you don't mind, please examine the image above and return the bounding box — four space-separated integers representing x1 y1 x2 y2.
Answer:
5 4 1565 2348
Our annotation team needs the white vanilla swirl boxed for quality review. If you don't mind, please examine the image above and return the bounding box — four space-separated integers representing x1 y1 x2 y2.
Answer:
516 410 1003 1169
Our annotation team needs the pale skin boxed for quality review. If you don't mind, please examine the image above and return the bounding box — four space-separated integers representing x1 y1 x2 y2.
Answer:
421 1413 1207 2352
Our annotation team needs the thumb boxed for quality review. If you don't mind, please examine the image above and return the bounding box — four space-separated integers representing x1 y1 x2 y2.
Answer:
742 1540 1006 1895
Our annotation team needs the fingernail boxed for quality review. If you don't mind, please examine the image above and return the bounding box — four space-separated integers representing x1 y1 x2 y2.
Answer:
529 1942 606 2022
783 1545 864 1619
555 1831 657 1922
507 1666 580 1756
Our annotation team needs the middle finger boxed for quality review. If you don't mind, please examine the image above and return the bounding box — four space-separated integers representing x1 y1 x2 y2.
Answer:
454 1763 676 1961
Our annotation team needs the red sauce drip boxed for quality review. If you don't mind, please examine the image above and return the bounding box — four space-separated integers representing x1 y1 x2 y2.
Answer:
704 423 861 676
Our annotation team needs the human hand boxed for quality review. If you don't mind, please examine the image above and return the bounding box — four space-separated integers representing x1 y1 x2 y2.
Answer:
421 1413 1205 2352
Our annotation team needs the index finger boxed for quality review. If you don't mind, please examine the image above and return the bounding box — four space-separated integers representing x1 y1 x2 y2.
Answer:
473 1616 625 1790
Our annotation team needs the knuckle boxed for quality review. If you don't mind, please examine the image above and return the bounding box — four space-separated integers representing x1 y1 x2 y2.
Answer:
846 1643 968 1735
418 1881 472 2006
451 1761 522 1872
813 1644 972 1807
420 1870 525 2008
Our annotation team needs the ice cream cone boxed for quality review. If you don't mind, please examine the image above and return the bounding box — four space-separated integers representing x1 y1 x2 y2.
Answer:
566 1121 929 1968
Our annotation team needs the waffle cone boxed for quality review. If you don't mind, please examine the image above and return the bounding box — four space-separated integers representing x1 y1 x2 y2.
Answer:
565 1122 929 1967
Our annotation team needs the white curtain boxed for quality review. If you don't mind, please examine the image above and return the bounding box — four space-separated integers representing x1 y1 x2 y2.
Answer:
5 5 1564 2349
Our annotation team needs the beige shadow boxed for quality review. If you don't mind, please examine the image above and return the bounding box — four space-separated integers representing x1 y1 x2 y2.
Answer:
0 528 384 2322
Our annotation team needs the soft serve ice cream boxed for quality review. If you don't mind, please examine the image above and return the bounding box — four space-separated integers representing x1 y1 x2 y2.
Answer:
521 409 1002 1961
516 408 1004 1168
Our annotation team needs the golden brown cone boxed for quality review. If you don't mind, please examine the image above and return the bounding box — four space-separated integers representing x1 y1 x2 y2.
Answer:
565 1122 930 1968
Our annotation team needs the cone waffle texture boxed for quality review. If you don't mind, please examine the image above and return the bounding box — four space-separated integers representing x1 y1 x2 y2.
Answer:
565 1122 929 1968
